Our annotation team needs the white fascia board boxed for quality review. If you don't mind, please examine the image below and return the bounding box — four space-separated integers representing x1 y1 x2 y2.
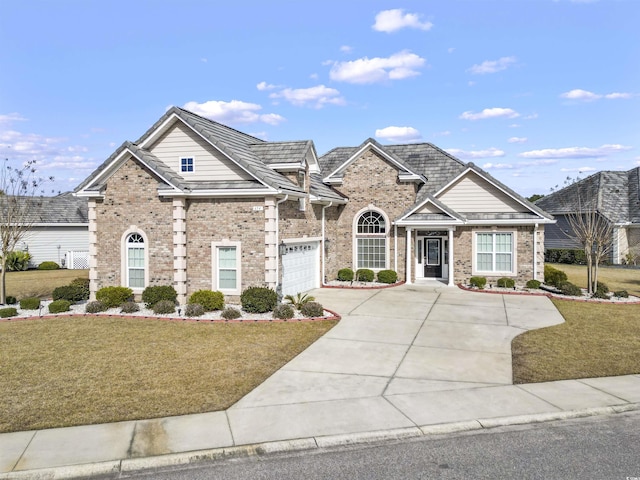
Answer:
309 195 348 205
307 148 320 173
324 177 343 185
398 173 424 182
159 188 306 199
138 112 180 149
24 223 89 227
394 220 463 227
269 163 304 172
465 218 556 226
74 190 104 198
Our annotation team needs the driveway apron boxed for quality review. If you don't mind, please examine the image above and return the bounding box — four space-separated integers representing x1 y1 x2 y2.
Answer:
228 283 566 443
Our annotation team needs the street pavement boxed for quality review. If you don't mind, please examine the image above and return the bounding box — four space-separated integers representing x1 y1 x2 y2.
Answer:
1 282 639 479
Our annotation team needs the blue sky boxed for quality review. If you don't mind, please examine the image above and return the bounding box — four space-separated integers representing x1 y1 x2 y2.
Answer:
1 0 638 197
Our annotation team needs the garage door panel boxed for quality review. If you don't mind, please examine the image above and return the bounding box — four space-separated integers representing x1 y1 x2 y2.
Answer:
282 242 319 296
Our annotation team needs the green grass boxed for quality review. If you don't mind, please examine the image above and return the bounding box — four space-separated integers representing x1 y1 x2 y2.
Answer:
547 263 640 297
512 299 640 384
4 269 89 300
0 316 337 433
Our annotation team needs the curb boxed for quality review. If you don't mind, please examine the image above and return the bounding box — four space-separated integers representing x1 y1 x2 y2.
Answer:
3 403 638 480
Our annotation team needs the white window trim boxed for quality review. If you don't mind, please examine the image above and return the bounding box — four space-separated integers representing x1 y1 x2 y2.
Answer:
472 229 518 276
120 227 149 293
180 156 195 173
211 240 242 295
352 206 389 271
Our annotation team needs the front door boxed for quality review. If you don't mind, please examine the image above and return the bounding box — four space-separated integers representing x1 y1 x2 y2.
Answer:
424 238 442 278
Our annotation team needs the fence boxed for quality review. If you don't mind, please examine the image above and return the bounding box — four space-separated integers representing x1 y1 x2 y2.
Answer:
65 251 89 270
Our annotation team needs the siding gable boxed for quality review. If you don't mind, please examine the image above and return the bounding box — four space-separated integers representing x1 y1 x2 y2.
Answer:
148 122 254 182
437 171 526 213
416 202 443 214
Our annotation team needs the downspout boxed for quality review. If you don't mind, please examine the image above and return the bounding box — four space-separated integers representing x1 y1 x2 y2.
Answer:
275 195 288 291
321 202 333 286
533 223 539 281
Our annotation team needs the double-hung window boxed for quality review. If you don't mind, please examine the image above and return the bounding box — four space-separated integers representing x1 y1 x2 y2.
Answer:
355 211 386 270
475 232 514 273
126 233 145 288
212 241 241 294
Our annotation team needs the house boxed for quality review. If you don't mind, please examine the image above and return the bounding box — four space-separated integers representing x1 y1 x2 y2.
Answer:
536 167 640 264
9 193 89 268
75 107 554 303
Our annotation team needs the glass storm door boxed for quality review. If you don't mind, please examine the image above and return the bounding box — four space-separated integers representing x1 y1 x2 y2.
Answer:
424 238 442 278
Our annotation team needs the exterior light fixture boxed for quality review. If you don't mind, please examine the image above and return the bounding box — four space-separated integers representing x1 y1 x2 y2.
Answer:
279 241 287 256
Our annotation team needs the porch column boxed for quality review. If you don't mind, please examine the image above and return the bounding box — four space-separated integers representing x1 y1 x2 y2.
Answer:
448 227 454 286
172 198 187 304
405 227 412 284
87 199 98 300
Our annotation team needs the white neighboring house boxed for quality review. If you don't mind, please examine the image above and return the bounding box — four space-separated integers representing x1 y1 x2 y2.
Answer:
17 193 89 269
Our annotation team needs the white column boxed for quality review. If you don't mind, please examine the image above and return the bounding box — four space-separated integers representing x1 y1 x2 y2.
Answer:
405 227 412 284
88 199 98 300
448 228 454 286
264 197 277 288
172 198 187 304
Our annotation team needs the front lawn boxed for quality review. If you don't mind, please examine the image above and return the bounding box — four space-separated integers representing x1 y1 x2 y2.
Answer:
0 316 336 433
4 269 89 299
547 263 640 297
512 299 640 383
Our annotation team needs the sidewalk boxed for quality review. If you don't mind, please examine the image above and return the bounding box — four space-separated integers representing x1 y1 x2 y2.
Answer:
2 284 640 479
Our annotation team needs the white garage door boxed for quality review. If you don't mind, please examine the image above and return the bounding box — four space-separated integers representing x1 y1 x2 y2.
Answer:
282 241 319 296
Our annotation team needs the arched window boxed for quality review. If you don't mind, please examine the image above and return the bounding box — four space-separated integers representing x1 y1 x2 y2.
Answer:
355 210 387 269
126 233 145 288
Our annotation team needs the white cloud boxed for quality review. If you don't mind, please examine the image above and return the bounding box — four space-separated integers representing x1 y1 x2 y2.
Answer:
523 113 538 120
433 130 451 137
183 100 285 125
560 166 597 173
269 85 345 109
467 56 516 75
375 126 422 143
329 50 426 84
459 108 520 121
0 113 26 125
372 9 433 33
560 89 635 101
519 159 559 167
508 137 528 144
446 147 505 159
519 144 632 159
257 81 278 91
604 92 634 99
482 162 514 169
340 45 353 54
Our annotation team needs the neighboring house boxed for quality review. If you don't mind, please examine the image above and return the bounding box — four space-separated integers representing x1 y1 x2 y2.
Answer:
75 107 554 303
10 193 89 268
536 167 640 264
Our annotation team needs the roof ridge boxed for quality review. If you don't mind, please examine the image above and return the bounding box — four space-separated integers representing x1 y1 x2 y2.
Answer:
173 107 267 144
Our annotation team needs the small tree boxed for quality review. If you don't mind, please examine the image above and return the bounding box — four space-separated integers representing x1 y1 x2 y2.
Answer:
0 159 53 303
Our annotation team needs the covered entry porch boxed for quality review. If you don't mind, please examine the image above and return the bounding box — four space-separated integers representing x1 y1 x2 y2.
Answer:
404 227 455 286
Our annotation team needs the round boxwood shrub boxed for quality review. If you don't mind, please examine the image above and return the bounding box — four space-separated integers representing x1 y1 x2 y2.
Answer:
20 297 41 310
48 299 71 314
142 285 177 309
5 296 17 305
152 300 175 314
377 269 398 284
96 286 133 308
188 290 224 311
558 281 582 297
120 301 140 314
185 303 205 317
38 261 60 270
69 278 90 300
497 277 515 288
221 307 242 320
241 286 277 313
337 268 354 282
0 307 18 318
273 304 294 320
526 279 541 289
300 301 324 318
469 276 486 289
85 300 107 313
355 269 374 282
52 284 87 303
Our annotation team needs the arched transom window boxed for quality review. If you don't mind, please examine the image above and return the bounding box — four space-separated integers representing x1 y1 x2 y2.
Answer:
355 210 387 269
126 233 145 288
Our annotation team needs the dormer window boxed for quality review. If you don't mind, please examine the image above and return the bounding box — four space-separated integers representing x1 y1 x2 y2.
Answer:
181 157 194 173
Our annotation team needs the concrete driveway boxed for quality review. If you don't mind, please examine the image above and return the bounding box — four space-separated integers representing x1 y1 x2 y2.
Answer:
228 283 566 444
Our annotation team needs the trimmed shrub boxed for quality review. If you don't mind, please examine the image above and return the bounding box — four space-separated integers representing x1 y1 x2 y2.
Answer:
48 299 71 314
142 285 177 309
0 307 18 318
152 300 175 314
4 251 31 271
596 281 609 294
558 281 582 297
377 269 398 284
221 307 241 320
497 277 516 288
188 290 224 311
273 304 295 320
85 301 107 313
184 303 205 317
52 285 87 303
469 276 487 289
337 268 354 281
526 279 541 289
544 248 587 265
355 269 374 282
120 301 140 314
20 297 41 310
38 261 60 270
614 290 629 298
544 265 568 287
96 286 133 308
5 296 17 305
241 286 277 313
300 301 324 318
69 278 90 300
284 292 315 310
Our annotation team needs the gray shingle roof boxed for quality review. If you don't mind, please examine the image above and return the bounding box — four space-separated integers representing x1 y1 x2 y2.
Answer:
1 192 88 224
249 141 313 165
309 173 348 203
